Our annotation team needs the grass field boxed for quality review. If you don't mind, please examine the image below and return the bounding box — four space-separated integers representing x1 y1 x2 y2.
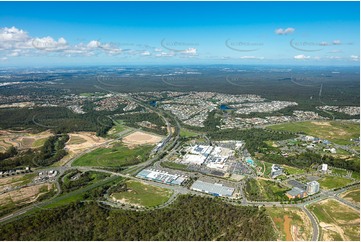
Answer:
180 128 200 138
266 207 312 241
245 178 289 201
111 180 172 207
32 137 48 147
44 176 122 209
268 121 359 145
318 176 353 190
107 120 128 138
67 135 87 145
308 199 360 241
341 188 360 204
283 165 305 175
161 161 188 171
72 142 153 167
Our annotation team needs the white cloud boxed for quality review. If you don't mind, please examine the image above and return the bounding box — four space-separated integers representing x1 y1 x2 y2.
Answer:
333 40 341 45
275 27 295 35
294 54 310 60
87 40 100 48
0 26 29 42
155 51 175 57
351 55 359 61
181 48 197 55
320 41 329 46
239 56 264 60
32 36 68 51
326 56 341 60
140 51 151 56
0 57 8 61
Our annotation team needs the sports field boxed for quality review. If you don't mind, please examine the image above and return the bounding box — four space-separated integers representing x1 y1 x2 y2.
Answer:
111 180 172 207
268 121 359 145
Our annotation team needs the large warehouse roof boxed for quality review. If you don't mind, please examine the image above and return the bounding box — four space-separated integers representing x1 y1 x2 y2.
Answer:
190 180 234 197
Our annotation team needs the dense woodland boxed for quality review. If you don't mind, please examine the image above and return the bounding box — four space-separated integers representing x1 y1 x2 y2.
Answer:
0 195 275 241
118 112 167 135
263 151 360 172
208 128 295 154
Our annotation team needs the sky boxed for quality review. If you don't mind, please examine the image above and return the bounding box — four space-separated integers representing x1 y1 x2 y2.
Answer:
0 1 359 67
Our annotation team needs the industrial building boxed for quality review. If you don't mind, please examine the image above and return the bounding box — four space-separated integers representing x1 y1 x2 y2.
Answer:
136 169 186 185
286 187 306 199
271 164 283 178
190 180 235 197
306 181 320 195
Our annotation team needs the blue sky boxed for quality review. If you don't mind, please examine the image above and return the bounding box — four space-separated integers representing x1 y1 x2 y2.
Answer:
0 1 359 66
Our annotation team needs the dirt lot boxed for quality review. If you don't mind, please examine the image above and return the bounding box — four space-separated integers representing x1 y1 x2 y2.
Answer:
313 199 360 241
52 132 107 166
268 207 312 241
0 183 52 206
0 130 52 151
122 131 163 148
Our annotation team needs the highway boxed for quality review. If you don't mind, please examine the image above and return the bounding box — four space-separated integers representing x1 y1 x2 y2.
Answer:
0 92 359 242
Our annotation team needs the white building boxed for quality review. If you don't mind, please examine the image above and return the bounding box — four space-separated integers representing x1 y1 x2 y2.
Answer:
321 164 328 172
306 181 320 195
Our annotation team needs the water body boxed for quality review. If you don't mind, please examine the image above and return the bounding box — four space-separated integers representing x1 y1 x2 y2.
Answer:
149 100 157 107
220 104 233 110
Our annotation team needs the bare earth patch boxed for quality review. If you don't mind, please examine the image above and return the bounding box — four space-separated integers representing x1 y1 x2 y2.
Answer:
0 130 52 150
122 131 163 148
0 183 52 206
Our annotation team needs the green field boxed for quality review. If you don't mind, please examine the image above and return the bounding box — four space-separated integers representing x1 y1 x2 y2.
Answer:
245 178 289 201
342 189 360 203
72 142 153 167
44 176 122 209
283 165 305 175
107 120 128 138
308 199 360 241
111 180 172 207
318 176 353 190
161 161 188 171
32 137 48 147
268 121 360 145
180 128 200 138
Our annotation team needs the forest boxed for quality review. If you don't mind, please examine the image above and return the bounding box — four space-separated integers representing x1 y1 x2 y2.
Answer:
0 195 275 241
263 151 360 172
208 128 295 154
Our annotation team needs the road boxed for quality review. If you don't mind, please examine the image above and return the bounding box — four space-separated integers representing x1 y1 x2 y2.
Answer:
0 92 359 242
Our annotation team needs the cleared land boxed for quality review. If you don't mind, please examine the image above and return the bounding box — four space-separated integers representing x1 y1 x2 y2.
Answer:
267 207 312 241
111 180 172 207
0 173 37 193
122 131 163 148
0 130 52 151
340 188 360 205
268 121 359 145
72 142 153 167
318 176 353 190
52 132 107 166
309 199 360 241
0 183 54 216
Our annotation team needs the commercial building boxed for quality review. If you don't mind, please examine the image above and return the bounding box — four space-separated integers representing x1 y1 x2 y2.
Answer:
136 169 186 185
190 180 235 197
271 164 283 178
321 163 328 172
286 187 307 199
306 181 320 195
